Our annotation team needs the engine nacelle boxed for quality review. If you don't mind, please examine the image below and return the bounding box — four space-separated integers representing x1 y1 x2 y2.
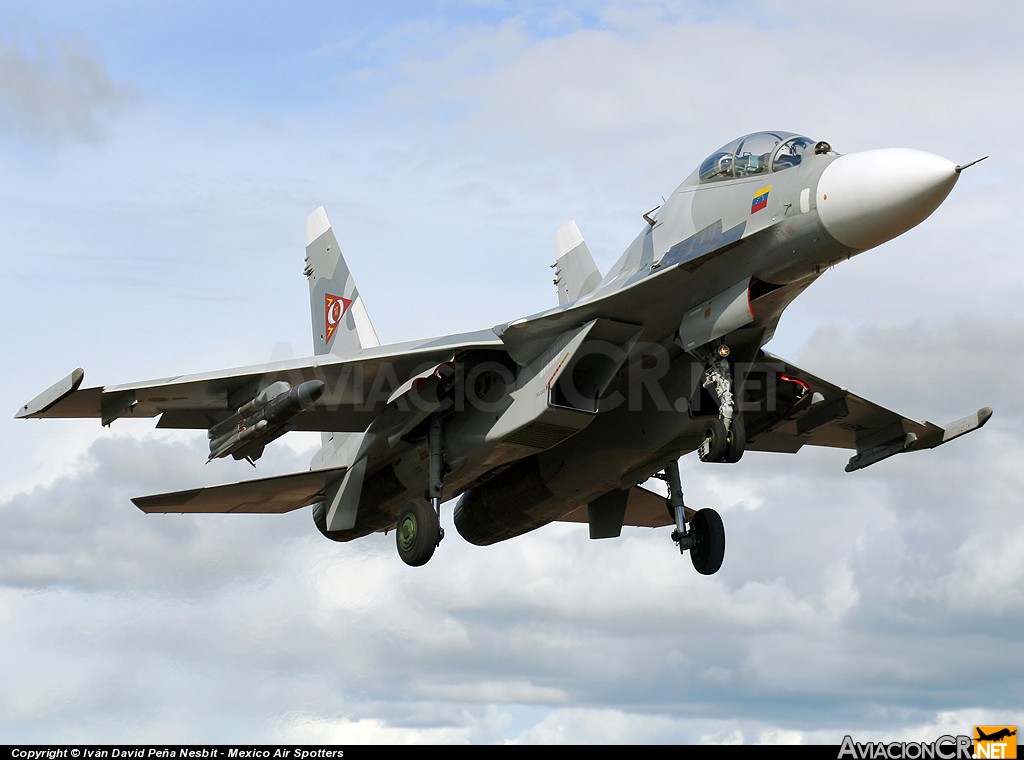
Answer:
453 456 555 545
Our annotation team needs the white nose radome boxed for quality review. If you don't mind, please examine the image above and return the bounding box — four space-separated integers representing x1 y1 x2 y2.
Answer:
817 148 959 251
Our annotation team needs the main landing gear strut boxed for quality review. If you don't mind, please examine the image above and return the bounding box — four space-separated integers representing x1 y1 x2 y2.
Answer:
657 459 725 575
396 414 447 567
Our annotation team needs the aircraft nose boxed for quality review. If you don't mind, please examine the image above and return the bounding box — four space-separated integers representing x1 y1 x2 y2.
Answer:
817 148 959 251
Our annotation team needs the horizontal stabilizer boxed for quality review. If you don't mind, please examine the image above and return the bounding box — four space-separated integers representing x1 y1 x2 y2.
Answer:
133 467 347 514
557 485 692 533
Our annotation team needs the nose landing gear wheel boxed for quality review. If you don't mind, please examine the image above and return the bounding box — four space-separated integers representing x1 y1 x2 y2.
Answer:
724 415 745 463
689 507 725 576
396 499 440 567
699 416 746 464
698 418 728 462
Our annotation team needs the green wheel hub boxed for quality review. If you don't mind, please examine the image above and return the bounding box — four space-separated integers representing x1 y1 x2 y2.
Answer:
395 499 440 567
398 513 418 552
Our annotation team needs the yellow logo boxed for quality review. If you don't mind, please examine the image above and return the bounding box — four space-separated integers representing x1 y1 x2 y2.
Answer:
974 726 1017 759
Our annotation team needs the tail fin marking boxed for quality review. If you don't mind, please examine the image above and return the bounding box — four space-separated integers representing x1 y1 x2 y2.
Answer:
305 206 380 356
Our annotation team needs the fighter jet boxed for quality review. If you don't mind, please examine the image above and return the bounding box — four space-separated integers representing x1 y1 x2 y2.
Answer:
17 130 993 573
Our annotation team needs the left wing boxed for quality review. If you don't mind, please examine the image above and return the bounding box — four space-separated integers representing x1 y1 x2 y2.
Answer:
741 351 992 471
132 467 346 513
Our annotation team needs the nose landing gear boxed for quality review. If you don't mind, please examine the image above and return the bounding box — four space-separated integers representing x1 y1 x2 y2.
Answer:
694 345 746 464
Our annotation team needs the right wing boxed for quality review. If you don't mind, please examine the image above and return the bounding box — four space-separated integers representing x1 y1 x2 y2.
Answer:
15 329 506 432
132 467 346 514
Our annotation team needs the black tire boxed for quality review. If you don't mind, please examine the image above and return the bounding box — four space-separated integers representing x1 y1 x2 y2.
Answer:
396 499 440 567
689 507 725 575
698 418 728 463
724 416 746 464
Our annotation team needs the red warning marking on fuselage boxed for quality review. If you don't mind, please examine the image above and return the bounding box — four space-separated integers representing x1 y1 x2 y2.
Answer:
325 293 353 344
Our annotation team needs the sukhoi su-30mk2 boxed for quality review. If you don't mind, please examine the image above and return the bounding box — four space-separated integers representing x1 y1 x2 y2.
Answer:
18 131 992 573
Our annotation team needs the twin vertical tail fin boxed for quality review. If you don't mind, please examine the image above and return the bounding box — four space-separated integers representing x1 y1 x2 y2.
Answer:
553 220 602 305
304 206 380 357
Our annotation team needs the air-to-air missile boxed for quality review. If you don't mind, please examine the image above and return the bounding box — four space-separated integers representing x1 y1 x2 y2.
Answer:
207 379 324 462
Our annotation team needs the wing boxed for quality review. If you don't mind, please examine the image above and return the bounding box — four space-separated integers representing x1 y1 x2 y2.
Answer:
132 467 346 513
742 351 992 471
15 329 505 432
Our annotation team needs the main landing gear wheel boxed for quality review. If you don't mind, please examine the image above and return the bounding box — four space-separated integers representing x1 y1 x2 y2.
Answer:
396 499 440 567
395 413 448 567
659 459 727 575
689 507 726 576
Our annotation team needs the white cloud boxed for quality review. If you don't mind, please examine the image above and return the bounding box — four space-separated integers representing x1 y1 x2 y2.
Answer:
274 713 477 745
0 21 131 146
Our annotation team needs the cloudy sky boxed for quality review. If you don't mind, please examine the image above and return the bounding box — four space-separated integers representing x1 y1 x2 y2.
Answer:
2 0 1022 745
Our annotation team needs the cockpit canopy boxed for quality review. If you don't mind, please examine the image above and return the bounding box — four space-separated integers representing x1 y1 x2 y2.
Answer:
697 131 819 183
